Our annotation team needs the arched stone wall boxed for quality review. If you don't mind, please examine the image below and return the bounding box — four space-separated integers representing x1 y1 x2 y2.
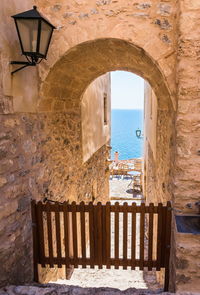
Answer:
34 0 177 110
38 38 174 112
38 38 175 204
33 37 175 286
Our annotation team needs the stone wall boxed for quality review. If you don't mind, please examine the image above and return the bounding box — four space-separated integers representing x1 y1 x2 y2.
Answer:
143 82 174 206
0 109 110 286
144 83 157 161
4 0 200 292
36 0 178 107
172 0 200 292
175 0 200 213
143 82 157 203
1 2 111 286
143 82 175 286
82 73 111 162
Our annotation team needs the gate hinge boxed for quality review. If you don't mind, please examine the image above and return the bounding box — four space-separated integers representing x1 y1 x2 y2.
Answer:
32 222 36 227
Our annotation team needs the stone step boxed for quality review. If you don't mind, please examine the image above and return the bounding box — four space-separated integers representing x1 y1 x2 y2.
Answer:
0 285 197 295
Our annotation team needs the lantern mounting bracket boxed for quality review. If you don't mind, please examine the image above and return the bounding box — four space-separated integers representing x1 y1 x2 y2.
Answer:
11 55 42 74
10 60 36 75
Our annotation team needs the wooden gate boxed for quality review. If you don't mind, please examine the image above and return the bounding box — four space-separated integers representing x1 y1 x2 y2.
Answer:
31 200 172 291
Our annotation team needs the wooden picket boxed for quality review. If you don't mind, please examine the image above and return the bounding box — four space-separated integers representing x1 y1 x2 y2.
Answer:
31 200 172 291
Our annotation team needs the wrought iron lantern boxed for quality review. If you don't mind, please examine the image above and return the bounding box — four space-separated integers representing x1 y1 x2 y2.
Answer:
11 6 56 74
136 128 142 138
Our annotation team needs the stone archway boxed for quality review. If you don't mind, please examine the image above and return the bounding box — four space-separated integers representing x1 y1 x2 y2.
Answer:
0 28 177 285
38 38 175 204
39 38 173 112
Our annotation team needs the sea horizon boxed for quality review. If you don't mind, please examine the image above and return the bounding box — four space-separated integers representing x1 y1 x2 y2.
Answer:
111 108 143 110
111 109 144 160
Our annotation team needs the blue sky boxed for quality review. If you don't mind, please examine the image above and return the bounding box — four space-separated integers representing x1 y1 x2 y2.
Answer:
111 71 144 109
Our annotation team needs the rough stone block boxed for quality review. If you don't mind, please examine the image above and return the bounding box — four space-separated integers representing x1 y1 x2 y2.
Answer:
17 195 31 212
0 159 14 174
0 177 7 188
157 3 172 16
37 99 53 112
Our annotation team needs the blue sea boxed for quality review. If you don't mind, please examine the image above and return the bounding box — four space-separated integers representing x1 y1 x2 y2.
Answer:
111 109 144 160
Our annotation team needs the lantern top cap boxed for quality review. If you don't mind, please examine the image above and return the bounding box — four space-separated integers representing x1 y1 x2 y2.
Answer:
11 6 56 29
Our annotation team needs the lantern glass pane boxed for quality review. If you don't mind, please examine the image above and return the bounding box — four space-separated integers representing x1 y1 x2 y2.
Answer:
16 19 39 54
40 20 53 56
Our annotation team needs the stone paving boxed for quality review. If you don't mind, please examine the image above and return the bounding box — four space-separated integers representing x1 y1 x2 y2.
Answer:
109 177 144 201
0 285 199 295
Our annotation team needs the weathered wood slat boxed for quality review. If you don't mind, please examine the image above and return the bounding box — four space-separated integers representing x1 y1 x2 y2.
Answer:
161 206 167 267
156 203 163 271
97 202 103 269
148 203 154 271
89 202 95 268
139 202 145 270
31 200 39 282
105 202 111 269
123 202 128 270
46 202 54 267
131 202 136 270
80 201 86 268
63 201 70 271
93 204 98 265
36 201 45 267
114 202 119 269
71 201 78 268
102 205 106 265
55 203 62 268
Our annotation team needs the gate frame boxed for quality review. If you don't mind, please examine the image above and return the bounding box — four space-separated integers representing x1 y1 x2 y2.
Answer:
31 200 172 291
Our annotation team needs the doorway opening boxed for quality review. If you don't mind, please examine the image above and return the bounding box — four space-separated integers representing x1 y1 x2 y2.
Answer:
59 72 160 291
36 71 168 293
110 71 144 202
36 38 174 293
